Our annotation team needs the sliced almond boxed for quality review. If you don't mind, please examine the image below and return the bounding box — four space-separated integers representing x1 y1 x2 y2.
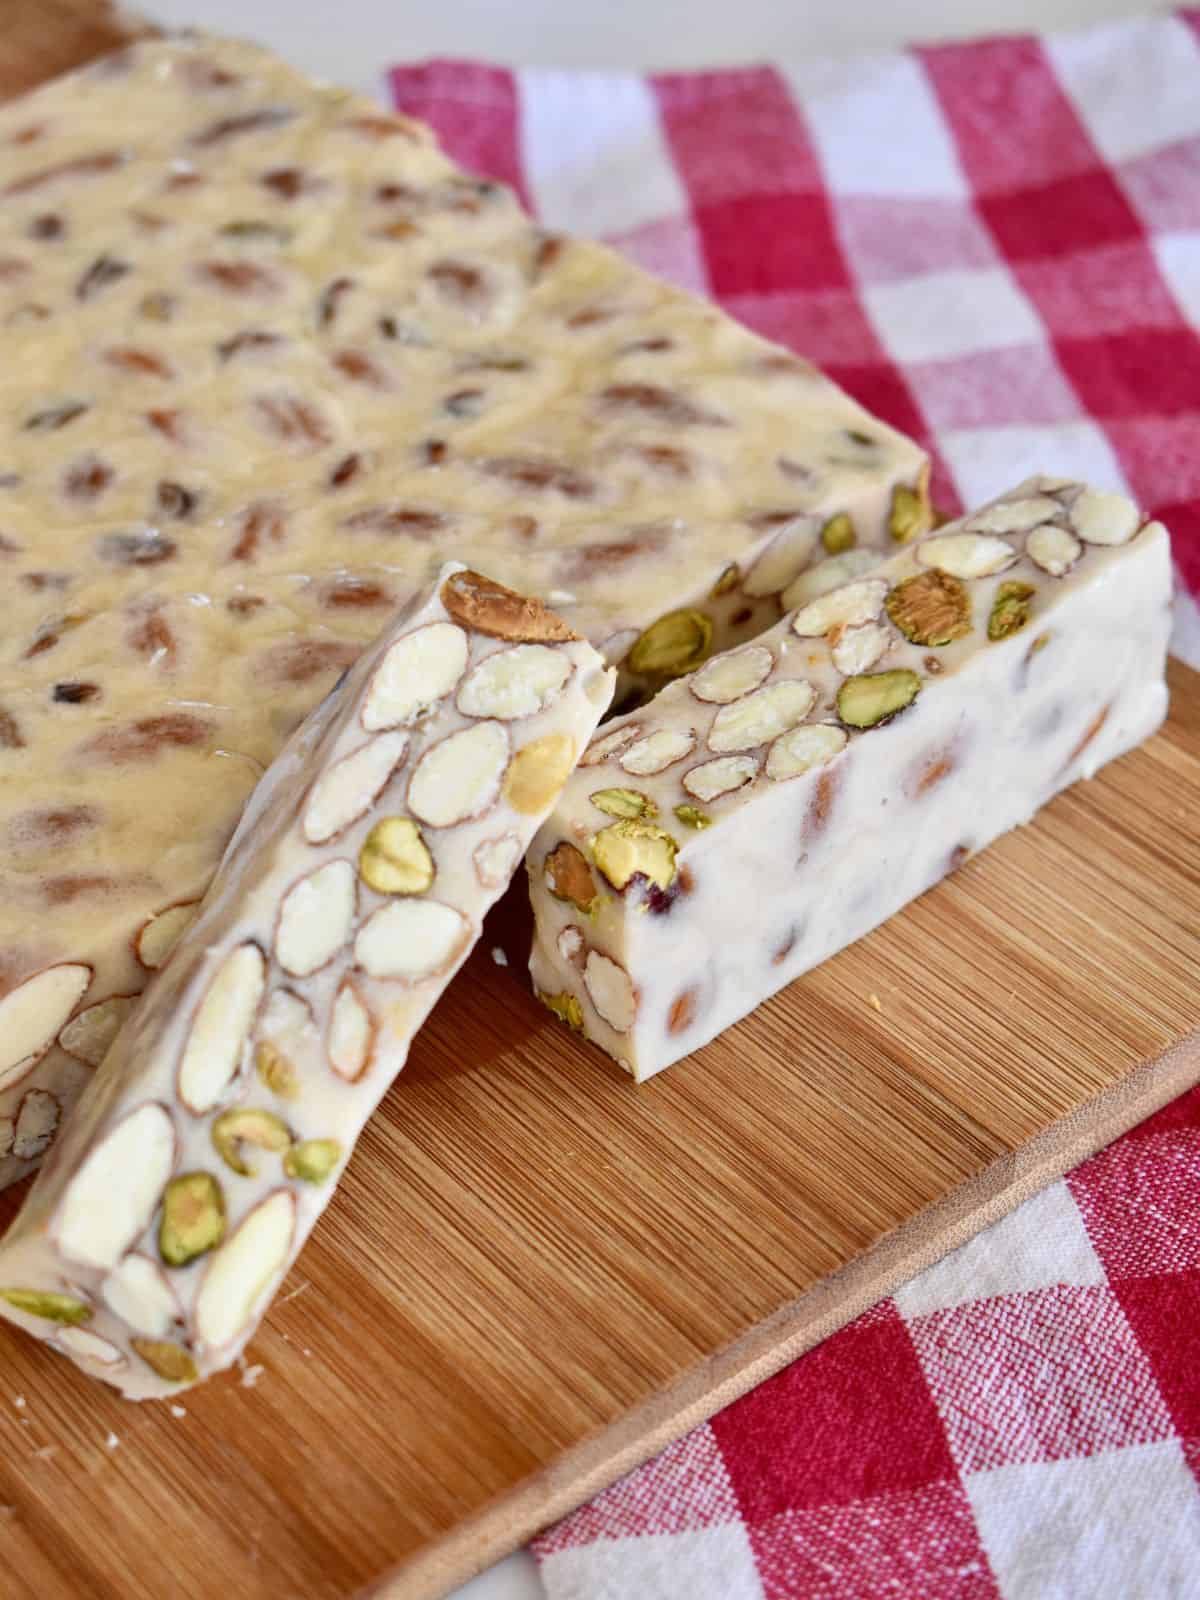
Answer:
742 516 818 597
102 1253 180 1338
473 832 522 890
965 495 1062 534
0 1119 12 1160
275 861 356 977
682 755 758 802
328 979 375 1081
557 926 585 967
56 1102 176 1270
619 728 696 776
708 679 815 753
14 1089 60 1161
791 579 887 638
354 899 471 981
408 721 509 827
440 568 579 642
503 732 577 815
580 723 641 767
131 1338 197 1385
766 723 847 780
691 646 773 705
362 621 468 731
58 995 136 1067
916 533 1016 579
59 1326 125 1367
583 951 636 1032
832 622 889 675
781 549 880 612
1071 488 1140 546
302 731 409 844
194 1189 296 1353
456 644 572 720
136 902 199 971
1027 523 1081 576
545 841 598 912
0 964 92 1092
178 943 266 1114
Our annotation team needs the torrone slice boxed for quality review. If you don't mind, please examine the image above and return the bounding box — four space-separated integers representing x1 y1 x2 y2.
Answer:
528 479 1172 1081
0 566 613 1397
0 33 928 1185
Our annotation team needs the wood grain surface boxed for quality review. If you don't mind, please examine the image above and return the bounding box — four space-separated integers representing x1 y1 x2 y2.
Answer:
1 15 1199 1600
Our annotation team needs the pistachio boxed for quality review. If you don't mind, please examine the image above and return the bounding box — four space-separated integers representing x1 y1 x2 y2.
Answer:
256 1041 299 1099
988 580 1036 641
545 841 598 912
889 476 931 544
131 1338 197 1385
820 512 856 554
0 1288 92 1325
592 819 677 893
885 570 971 647
709 563 740 597
502 732 576 815
539 991 583 1031
358 816 435 895
159 1171 226 1267
627 609 713 678
837 669 922 730
284 1139 342 1183
590 787 656 819
674 803 712 830
211 1107 293 1177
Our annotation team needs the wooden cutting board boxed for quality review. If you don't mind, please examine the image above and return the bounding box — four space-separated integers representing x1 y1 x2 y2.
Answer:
2 11 1200 1599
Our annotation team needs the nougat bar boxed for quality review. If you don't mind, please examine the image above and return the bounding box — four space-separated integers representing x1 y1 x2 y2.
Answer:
528 480 1172 1080
0 567 612 1396
0 34 929 1184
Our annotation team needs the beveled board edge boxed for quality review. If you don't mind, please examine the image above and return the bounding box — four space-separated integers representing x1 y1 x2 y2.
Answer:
369 1024 1200 1600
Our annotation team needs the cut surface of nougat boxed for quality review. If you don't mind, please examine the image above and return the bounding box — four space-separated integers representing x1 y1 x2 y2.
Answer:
528 480 1172 1081
0 33 929 1184
0 565 613 1397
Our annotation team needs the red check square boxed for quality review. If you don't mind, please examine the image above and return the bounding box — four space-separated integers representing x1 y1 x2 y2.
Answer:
694 193 853 297
1056 328 1200 417
1070 1124 1200 1278
980 170 1143 262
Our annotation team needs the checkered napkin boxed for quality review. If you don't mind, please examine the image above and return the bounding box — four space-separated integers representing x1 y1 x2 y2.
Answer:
389 14 1200 1595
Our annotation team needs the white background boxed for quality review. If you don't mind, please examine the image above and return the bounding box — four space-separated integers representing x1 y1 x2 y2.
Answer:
139 3 1163 1595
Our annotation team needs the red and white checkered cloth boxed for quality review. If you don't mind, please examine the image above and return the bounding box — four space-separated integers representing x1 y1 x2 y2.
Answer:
389 14 1200 1596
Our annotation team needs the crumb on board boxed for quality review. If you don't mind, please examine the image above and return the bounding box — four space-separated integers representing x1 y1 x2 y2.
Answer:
241 1363 264 1389
278 1280 310 1307
35 1445 56 1462
491 946 509 967
13 1395 25 1410
170 1405 187 1419
867 992 883 1013
105 1432 119 1451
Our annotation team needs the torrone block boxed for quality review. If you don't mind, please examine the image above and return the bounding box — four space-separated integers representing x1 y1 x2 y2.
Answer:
0 566 613 1397
528 480 1172 1081
0 34 929 1185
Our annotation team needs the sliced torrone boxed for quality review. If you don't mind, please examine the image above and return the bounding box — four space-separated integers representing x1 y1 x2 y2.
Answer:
528 478 1172 1082
0 33 929 1188
0 564 612 1397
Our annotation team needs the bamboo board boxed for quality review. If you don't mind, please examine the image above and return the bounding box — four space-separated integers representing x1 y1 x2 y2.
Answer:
2 12 1199 1598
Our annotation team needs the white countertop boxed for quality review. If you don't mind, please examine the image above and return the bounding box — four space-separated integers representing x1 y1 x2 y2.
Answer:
139 3 1152 1596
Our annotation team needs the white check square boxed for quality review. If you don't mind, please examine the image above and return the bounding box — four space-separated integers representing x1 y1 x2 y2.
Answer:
938 420 1127 510
539 1523 765 1600
864 267 1042 364
1049 15 1200 166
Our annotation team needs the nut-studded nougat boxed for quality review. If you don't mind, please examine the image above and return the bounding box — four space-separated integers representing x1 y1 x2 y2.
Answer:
0 566 613 1397
0 32 930 1186
528 480 1172 1081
